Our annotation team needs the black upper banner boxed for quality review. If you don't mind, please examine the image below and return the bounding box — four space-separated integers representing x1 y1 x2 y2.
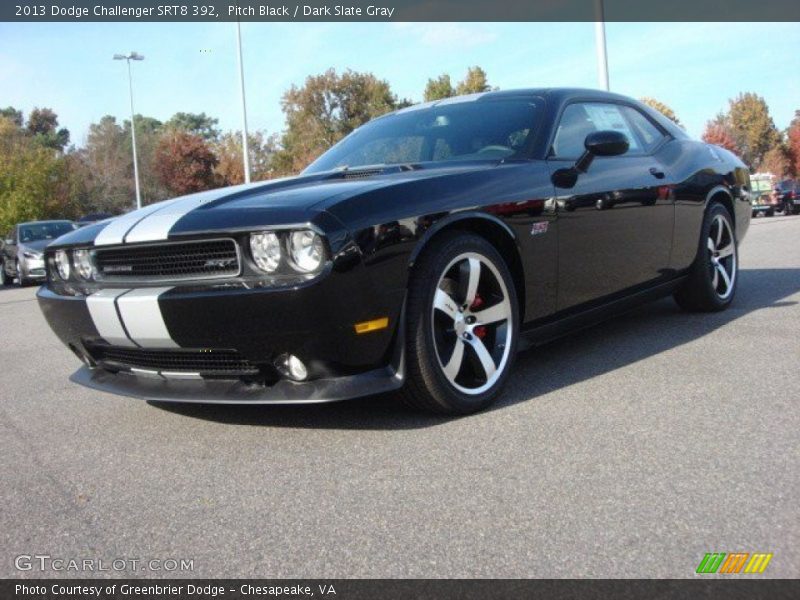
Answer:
3 0 800 22
2 579 800 600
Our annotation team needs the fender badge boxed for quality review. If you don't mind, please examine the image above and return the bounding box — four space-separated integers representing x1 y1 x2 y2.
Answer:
530 221 548 236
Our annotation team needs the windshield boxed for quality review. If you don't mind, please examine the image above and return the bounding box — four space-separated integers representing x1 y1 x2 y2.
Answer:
19 222 76 243
305 98 542 174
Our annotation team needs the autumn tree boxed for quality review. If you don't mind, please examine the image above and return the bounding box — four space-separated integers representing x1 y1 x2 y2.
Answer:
26 107 70 150
760 143 793 178
787 110 800 176
166 112 220 141
455 66 491 95
640 97 682 127
726 93 781 170
123 115 170 204
272 68 400 174
701 114 740 155
153 130 220 196
424 74 455 102
214 131 279 185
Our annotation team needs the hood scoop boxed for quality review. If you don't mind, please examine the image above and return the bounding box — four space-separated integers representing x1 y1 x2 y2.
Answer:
326 163 421 182
341 170 383 180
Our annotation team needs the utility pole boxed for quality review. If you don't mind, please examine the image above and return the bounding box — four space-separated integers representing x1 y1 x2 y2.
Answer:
113 52 145 210
594 0 610 91
236 20 251 184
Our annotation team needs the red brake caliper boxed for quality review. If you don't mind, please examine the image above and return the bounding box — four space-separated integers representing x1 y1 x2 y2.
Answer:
470 294 487 339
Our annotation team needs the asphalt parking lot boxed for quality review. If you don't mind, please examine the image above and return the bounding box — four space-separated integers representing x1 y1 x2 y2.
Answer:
1 216 798 579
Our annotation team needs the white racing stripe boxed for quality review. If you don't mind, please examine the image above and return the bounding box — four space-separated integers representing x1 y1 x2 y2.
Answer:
86 289 136 347
116 287 179 348
123 187 234 244
93 200 178 246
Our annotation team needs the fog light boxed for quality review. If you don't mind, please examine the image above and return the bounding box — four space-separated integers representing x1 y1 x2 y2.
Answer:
275 353 308 381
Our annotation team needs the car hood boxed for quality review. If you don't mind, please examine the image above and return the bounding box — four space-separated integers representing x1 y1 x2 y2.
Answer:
50 162 502 247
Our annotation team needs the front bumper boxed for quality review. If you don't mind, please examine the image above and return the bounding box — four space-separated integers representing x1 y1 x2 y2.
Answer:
37 270 406 403
19 256 46 280
71 360 404 404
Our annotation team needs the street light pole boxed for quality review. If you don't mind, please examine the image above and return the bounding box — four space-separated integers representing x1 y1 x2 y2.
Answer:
594 0 610 91
113 52 144 210
236 21 251 184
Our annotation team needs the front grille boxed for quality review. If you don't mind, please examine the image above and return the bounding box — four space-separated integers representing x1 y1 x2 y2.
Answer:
94 238 240 282
89 345 260 377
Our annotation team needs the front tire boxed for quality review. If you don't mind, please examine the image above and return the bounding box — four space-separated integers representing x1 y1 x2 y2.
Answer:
15 260 28 287
401 232 519 415
674 203 738 312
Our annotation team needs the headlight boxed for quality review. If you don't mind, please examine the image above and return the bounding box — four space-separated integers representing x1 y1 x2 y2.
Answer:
73 249 95 280
23 250 42 260
54 250 70 280
288 230 324 273
250 232 282 273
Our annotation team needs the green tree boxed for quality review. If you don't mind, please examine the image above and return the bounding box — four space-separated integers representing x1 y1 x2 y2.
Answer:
726 92 781 170
0 107 23 127
0 117 81 233
166 112 220 141
424 74 455 102
26 107 70 150
455 66 491 95
272 68 400 174
640 97 682 127
81 115 134 214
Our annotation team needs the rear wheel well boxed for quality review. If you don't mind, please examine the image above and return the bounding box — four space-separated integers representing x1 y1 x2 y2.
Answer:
412 218 526 321
709 190 735 229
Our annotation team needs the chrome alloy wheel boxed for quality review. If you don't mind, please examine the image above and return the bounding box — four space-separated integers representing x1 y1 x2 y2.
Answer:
431 252 513 395
707 213 736 300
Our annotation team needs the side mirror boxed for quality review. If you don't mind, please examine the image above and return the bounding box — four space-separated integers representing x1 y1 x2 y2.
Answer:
575 130 630 173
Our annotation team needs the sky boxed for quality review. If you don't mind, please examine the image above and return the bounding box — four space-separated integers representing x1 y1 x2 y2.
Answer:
1 21 798 146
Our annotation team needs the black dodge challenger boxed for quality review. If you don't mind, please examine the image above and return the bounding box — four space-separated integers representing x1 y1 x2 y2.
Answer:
38 88 750 414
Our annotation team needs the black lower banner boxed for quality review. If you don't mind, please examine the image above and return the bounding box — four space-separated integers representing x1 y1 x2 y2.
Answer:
2 580 799 600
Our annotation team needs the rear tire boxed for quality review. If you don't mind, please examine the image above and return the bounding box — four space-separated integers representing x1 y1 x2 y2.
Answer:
0 260 10 286
401 232 519 415
674 202 738 312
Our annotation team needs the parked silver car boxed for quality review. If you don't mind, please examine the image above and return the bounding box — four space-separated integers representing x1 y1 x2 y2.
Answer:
1 220 77 286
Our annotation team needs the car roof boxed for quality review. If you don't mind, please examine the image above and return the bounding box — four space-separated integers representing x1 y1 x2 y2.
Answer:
18 220 74 226
387 87 689 146
394 88 640 112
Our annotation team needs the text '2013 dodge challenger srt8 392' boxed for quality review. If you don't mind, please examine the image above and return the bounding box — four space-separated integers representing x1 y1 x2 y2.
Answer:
38 89 751 414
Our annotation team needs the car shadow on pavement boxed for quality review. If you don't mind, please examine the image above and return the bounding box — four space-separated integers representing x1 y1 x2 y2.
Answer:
149 268 800 430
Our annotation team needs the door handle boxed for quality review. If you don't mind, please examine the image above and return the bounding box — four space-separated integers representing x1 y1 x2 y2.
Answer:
649 167 666 179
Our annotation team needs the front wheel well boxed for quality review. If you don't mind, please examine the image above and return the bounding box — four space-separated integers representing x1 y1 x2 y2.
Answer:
411 217 526 322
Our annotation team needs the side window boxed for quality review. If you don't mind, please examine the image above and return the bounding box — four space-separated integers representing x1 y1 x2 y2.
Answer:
622 106 667 153
551 102 641 159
